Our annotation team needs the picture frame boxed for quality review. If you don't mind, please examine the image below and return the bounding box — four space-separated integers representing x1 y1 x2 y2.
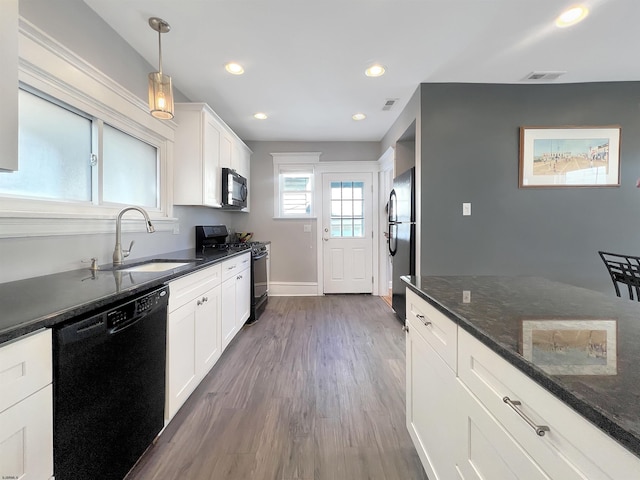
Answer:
519 126 621 187
520 319 617 375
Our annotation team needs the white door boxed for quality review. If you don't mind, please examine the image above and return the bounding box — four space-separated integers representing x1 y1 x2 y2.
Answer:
322 173 373 293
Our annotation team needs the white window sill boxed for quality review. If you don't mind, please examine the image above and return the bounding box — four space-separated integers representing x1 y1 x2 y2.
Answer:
0 212 179 238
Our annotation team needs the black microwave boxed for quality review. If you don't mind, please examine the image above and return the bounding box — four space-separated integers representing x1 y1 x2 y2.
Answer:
221 168 248 209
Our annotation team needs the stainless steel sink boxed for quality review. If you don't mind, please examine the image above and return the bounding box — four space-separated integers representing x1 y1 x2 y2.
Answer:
118 261 194 273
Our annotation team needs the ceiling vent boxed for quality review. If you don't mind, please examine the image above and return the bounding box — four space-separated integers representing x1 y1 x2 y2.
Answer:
382 98 399 111
523 71 567 81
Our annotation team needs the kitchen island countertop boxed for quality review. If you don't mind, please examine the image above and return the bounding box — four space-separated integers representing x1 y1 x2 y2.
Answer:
402 275 640 459
0 248 250 345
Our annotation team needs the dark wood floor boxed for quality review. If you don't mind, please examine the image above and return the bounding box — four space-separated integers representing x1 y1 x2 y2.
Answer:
127 295 428 480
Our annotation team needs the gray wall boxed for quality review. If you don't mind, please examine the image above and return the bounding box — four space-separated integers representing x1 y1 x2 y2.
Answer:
418 82 640 293
236 141 380 284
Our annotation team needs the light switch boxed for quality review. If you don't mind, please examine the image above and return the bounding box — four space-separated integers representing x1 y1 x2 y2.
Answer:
303 224 312 233
463 202 471 216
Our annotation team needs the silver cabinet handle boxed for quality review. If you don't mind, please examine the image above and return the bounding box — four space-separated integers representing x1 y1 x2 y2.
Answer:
402 324 409 333
197 296 208 306
503 396 550 436
416 313 432 326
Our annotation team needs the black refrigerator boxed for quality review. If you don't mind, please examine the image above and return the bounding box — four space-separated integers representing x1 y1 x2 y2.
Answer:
388 167 416 322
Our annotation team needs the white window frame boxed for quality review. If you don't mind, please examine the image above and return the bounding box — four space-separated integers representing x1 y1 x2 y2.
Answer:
0 18 177 238
272 152 321 219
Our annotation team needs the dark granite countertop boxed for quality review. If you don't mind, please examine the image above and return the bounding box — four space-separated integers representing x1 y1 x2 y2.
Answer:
402 275 640 459
0 248 253 345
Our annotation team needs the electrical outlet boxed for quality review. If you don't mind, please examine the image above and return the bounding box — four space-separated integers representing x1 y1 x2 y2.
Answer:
303 224 311 233
462 290 471 303
463 203 471 216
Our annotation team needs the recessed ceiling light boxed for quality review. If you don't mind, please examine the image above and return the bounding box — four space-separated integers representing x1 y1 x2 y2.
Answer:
352 113 366 121
365 64 385 77
254 112 268 120
225 62 245 75
555 6 589 27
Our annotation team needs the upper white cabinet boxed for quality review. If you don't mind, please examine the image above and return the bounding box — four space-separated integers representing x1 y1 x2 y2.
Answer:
0 0 19 172
173 102 251 209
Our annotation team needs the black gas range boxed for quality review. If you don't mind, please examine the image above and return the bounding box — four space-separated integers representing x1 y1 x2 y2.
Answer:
195 225 268 323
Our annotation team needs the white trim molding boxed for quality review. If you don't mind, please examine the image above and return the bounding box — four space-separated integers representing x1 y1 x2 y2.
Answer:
268 282 320 297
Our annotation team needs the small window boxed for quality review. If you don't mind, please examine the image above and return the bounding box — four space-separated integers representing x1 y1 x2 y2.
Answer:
272 153 320 219
280 170 313 216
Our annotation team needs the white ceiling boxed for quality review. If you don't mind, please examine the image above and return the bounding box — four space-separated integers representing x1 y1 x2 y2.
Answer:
83 0 639 142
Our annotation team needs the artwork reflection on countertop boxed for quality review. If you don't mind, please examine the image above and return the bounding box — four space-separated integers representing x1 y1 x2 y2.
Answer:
402 275 640 457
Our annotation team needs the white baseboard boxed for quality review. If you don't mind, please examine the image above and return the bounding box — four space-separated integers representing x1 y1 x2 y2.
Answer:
269 282 319 296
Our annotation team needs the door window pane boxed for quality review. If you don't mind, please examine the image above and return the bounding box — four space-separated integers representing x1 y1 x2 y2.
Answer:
0 90 92 201
329 180 365 238
103 124 158 208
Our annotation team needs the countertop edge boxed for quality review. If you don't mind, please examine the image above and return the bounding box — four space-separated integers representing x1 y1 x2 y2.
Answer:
401 275 640 459
0 249 252 345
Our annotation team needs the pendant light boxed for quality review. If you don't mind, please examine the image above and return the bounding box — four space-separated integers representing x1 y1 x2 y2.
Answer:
148 17 174 120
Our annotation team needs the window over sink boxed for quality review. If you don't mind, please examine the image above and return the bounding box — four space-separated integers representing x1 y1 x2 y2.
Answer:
0 19 177 238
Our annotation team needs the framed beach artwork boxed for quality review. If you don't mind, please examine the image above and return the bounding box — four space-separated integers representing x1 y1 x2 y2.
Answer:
519 126 621 187
520 319 617 375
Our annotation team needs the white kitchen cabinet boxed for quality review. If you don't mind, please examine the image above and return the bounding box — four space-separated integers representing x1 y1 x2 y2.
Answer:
406 287 640 480
457 328 640 480
0 0 18 171
220 131 233 170
173 102 252 210
167 264 222 420
173 103 223 207
456 379 550 480
0 329 53 479
405 290 458 480
221 252 251 350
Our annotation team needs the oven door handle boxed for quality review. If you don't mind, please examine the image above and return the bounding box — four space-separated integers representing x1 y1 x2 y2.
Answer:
252 251 268 260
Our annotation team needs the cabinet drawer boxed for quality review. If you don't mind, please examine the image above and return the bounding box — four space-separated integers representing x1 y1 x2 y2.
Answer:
458 328 640 479
221 252 251 283
406 289 457 371
0 329 52 413
169 264 221 312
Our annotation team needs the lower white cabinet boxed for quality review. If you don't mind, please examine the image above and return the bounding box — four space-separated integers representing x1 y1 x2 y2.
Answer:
167 264 222 420
0 329 53 480
457 328 640 480
221 253 251 350
406 288 640 480
456 380 550 479
406 309 458 480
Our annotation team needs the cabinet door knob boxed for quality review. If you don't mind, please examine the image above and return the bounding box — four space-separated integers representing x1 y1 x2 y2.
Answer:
503 396 550 436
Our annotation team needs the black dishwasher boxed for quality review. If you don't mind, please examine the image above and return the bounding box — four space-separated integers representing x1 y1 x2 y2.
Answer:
53 285 168 480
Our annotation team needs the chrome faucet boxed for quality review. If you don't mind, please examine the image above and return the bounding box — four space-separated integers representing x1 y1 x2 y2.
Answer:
113 206 155 265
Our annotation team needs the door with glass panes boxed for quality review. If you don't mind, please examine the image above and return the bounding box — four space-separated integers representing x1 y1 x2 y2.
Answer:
322 173 373 293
